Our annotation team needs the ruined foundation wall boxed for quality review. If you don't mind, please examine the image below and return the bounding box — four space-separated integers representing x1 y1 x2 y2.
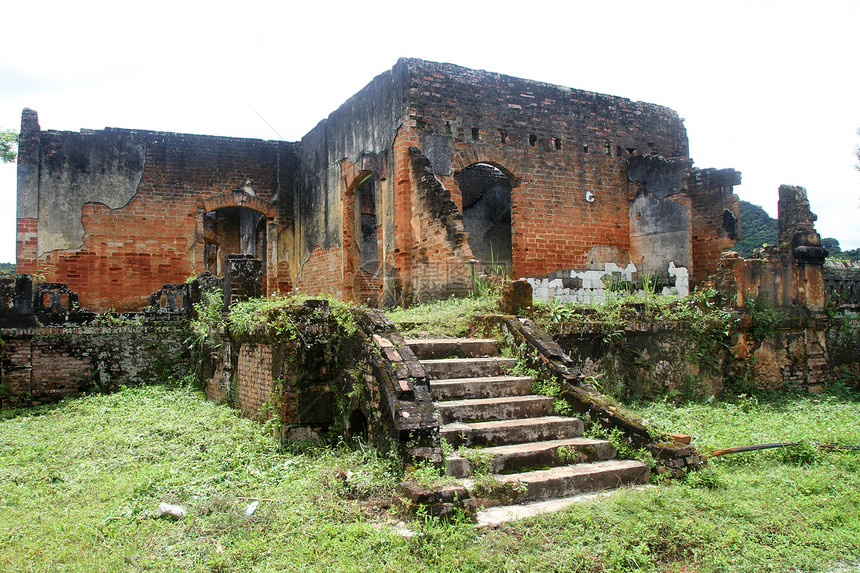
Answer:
703 183 834 392
0 326 189 408
554 322 729 400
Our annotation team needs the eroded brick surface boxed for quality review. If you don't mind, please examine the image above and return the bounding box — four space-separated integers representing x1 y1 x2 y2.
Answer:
17 59 740 311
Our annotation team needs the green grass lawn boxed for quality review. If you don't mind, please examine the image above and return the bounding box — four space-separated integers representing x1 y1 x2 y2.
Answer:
1 386 859 572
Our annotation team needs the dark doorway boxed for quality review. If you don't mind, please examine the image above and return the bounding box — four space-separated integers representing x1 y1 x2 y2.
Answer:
203 206 265 276
357 177 377 274
455 163 513 272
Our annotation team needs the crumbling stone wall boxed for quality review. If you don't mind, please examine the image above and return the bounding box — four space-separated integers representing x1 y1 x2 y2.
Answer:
551 321 730 399
827 309 860 389
688 168 742 285
197 301 438 454
0 326 189 407
702 186 834 392
405 147 473 302
18 58 741 311
17 109 290 312
825 260 860 307
401 59 739 288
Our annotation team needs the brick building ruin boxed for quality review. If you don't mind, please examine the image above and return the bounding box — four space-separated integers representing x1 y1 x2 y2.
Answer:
16 58 741 312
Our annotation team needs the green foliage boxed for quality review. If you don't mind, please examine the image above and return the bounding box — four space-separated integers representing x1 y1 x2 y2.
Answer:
0 128 18 163
1 387 859 571
386 296 498 338
585 424 656 470
470 247 509 300
831 247 860 262
735 200 778 256
681 466 725 489
746 291 780 341
0 262 15 275
510 344 573 416
192 292 357 342
190 289 225 342
535 297 579 324
406 459 456 488
90 311 143 328
0 386 407 572
821 237 841 254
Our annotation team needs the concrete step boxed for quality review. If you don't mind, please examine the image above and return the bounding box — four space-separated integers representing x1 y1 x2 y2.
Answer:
421 357 517 380
495 459 650 502
405 338 499 360
430 375 534 400
441 416 584 447
475 486 650 527
434 395 555 424
445 437 617 478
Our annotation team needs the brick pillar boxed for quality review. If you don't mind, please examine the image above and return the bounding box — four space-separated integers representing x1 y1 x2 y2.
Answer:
777 185 827 310
16 109 41 275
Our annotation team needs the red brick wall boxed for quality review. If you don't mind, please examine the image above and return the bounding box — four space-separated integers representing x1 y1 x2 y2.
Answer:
24 129 283 312
0 327 189 407
688 169 742 286
226 339 307 426
407 60 688 281
15 219 38 275
1 334 94 407
235 343 274 420
294 246 343 297
0 337 34 407
30 340 92 402
269 260 293 296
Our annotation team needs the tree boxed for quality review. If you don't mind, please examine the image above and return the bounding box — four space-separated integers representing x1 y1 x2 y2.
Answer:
1 129 18 163
734 201 778 257
821 237 841 254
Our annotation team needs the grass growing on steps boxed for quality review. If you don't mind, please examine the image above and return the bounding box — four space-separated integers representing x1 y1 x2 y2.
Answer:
385 296 499 338
1 386 859 572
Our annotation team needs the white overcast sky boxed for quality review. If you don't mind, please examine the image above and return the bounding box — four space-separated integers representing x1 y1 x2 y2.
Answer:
2 0 859 264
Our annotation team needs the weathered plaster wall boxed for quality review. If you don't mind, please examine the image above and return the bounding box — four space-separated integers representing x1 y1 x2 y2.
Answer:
37 129 146 254
290 61 409 303
16 109 290 311
527 261 689 303
627 154 693 272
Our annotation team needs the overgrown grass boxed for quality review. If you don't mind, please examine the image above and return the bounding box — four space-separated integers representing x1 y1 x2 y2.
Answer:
385 296 498 338
2 387 859 571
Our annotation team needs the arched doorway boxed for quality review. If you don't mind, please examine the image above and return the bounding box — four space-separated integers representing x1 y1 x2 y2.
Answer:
455 163 513 273
203 206 266 277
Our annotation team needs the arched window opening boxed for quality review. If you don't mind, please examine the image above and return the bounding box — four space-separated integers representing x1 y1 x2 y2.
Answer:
357 177 378 274
455 163 513 273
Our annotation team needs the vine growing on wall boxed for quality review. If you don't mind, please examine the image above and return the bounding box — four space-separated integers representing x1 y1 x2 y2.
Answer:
528 286 739 400
746 291 780 342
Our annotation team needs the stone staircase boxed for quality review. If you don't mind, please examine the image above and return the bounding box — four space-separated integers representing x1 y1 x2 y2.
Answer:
405 337 650 516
